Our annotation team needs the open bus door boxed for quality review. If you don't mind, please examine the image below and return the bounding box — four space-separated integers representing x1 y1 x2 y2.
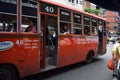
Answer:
40 15 58 70
98 25 104 54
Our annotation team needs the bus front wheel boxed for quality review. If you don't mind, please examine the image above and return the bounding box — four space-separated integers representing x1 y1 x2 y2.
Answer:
86 51 94 63
0 65 18 80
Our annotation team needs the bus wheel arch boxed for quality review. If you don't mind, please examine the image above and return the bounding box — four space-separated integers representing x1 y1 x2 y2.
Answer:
85 50 94 63
0 63 19 80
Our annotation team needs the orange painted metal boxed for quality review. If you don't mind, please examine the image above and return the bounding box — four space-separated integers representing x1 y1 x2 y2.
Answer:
58 34 99 67
0 33 40 77
0 33 107 77
103 37 107 54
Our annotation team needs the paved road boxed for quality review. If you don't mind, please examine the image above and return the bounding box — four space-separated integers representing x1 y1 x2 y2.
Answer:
25 43 114 80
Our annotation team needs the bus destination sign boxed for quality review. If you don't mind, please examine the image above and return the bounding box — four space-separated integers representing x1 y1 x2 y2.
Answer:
22 0 38 17
40 2 57 15
73 13 81 24
0 0 17 14
60 9 71 22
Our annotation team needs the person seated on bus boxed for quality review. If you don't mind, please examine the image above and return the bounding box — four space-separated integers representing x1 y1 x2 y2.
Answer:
12 22 17 32
92 28 97 35
61 23 69 34
7 22 17 32
24 19 36 33
84 29 90 35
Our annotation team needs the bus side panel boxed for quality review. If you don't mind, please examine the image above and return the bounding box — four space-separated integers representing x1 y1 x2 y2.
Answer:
0 33 40 77
58 35 98 67
85 36 99 57
103 36 107 54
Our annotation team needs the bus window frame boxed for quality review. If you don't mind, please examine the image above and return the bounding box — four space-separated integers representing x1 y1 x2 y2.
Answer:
91 18 98 35
83 15 91 36
73 23 82 35
0 13 17 33
20 0 38 33
73 12 82 35
59 8 72 34
21 16 38 33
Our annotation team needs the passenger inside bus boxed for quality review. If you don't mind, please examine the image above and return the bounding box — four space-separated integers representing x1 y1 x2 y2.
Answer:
24 19 36 33
7 22 17 32
92 27 97 35
46 17 57 49
60 23 69 34
84 26 90 35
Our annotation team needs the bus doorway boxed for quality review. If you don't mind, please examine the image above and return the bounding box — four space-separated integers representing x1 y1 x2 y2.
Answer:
98 25 103 54
40 15 58 70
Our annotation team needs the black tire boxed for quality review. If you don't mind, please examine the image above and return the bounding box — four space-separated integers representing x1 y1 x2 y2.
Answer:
86 51 93 63
0 65 18 80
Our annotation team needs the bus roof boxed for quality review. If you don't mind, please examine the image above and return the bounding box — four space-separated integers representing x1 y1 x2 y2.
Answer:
40 0 106 21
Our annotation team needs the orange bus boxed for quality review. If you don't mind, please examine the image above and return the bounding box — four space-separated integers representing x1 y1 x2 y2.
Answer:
0 0 107 80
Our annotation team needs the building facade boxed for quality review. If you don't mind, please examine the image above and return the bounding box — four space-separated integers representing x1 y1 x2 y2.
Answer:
106 10 118 34
51 0 83 10
83 0 96 9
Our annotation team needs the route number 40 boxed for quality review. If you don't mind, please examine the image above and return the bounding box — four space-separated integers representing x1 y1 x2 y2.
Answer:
16 40 24 45
45 6 54 13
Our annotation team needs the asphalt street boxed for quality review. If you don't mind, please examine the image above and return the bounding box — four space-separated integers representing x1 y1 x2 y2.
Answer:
25 43 114 80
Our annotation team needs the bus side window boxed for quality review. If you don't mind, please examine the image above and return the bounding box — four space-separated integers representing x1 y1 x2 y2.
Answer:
74 29 82 35
73 24 82 35
0 14 17 32
60 22 71 34
84 26 90 35
24 19 37 33
7 22 17 32
91 18 97 35
21 17 37 33
92 26 97 35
